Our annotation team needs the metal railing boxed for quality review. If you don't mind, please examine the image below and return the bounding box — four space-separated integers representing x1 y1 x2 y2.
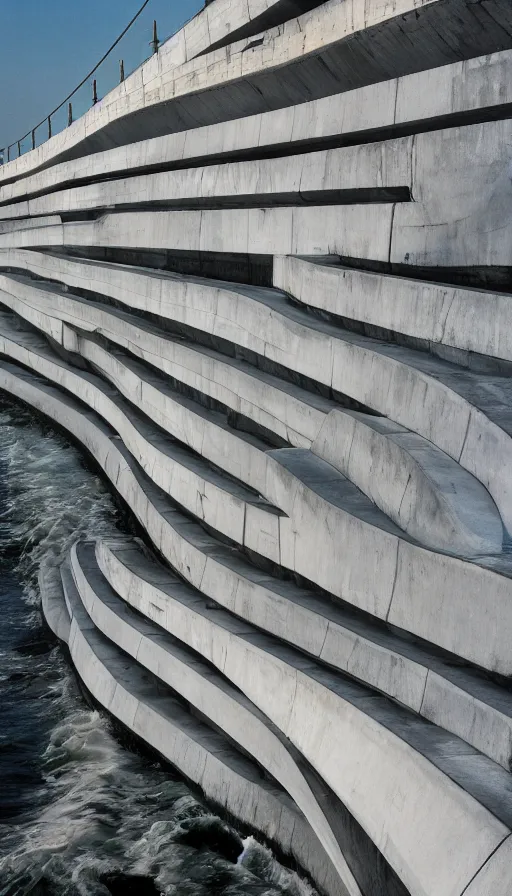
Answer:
0 1 199 165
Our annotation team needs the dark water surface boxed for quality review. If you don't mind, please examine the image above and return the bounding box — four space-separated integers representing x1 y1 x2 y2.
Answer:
0 398 316 896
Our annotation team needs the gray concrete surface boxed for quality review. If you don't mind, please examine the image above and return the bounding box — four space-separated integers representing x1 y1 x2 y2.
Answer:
1 0 511 182
5 354 512 767
89 538 512 896
2 267 512 540
49 552 347 896
274 254 512 364
312 408 503 556
3 307 512 677
3 3 512 893
70 539 361 896
1 48 512 206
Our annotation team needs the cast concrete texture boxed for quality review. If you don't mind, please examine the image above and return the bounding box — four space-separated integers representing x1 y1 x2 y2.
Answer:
70 539 361 896
2 267 512 542
1 48 512 207
3 336 512 894
311 408 502 556
3 1 512 893
2 313 512 677
3 118 512 271
15 378 512 896
45 557 346 896
1 0 512 183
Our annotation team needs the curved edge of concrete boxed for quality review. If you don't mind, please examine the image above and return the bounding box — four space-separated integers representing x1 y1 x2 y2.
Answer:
45 553 346 896
69 539 362 896
1 48 511 205
2 342 512 677
1 263 511 536
312 408 503 557
90 541 512 896
274 254 512 365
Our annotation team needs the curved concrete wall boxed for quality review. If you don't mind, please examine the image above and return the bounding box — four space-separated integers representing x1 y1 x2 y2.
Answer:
1 315 512 676
2 3 512 894
51 555 346 896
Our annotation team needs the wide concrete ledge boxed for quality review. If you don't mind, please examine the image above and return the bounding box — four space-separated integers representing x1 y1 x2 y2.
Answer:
274 255 512 365
15 319 512 669
5 118 512 270
89 544 512 896
2 50 512 206
0 289 328 456
312 408 502 556
0 316 286 562
391 118 512 268
0 216 60 234
462 835 512 896
0 205 395 261
1 0 511 185
101 535 512 774
3 360 512 683
2 264 512 538
50 557 345 896
4 290 512 682
0 260 335 447
0 139 412 221
70 539 361 896
6 360 512 767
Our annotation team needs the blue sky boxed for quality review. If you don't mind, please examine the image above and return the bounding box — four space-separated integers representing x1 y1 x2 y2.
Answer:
0 0 202 151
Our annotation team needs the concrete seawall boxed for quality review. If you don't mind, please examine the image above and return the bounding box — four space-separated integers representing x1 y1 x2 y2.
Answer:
2 2 512 893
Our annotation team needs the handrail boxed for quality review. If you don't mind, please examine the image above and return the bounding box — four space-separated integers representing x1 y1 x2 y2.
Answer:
0 0 156 164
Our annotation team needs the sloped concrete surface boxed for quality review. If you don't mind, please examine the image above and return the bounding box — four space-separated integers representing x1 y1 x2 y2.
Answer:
3 4 512 894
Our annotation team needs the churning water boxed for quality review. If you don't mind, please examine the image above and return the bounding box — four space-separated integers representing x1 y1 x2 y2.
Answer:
0 397 317 896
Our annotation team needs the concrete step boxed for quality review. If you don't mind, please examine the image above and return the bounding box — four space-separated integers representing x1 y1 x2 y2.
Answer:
0 264 506 558
1 50 512 206
2 256 511 535
2 363 512 686
49 554 346 896
70 539 365 896
2 264 512 542
0 0 510 185
90 536 512 896
0 313 284 556
4 320 512 684
0 139 412 221
310 409 503 556
3 360 512 751
0 265 337 447
274 254 512 368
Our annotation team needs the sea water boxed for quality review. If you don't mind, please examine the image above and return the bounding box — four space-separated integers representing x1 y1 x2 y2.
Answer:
0 397 316 896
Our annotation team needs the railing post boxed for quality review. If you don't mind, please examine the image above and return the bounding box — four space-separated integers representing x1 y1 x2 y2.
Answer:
151 19 159 54
119 59 125 83
48 116 52 139
7 145 10 162
92 79 98 105
31 128 36 151
68 102 73 127
17 140 21 157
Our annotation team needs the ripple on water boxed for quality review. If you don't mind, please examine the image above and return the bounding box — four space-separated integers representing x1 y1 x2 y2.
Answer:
0 396 317 896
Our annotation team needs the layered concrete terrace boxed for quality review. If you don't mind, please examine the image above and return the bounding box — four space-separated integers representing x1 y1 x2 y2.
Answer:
2 1 512 894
